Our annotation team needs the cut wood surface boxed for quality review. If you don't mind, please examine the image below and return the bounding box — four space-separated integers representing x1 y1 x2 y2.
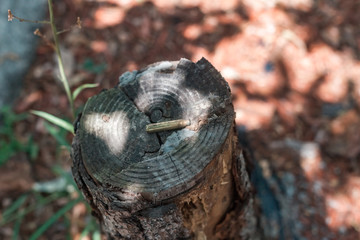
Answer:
71 58 258 239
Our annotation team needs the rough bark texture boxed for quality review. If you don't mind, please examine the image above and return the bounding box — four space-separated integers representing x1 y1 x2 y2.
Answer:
71 58 259 239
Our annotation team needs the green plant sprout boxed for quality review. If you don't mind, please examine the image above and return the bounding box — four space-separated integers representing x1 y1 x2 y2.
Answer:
0 168 101 239
0 106 38 166
5 1 101 239
9 0 98 128
47 0 74 117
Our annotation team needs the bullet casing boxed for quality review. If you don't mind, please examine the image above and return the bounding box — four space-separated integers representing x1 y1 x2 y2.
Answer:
146 119 191 133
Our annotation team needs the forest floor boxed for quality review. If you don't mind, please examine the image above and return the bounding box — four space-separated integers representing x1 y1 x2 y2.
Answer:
1 0 360 239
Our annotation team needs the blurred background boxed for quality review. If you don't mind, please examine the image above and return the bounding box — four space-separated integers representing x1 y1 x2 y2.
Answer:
1 0 360 239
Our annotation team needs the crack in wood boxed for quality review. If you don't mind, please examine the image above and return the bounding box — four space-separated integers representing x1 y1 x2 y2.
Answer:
168 153 184 186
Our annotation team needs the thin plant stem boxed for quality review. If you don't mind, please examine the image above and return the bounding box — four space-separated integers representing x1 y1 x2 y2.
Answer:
34 29 56 50
8 10 50 24
48 0 75 118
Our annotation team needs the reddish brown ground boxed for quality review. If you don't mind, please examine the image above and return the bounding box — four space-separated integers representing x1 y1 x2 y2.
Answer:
1 0 360 239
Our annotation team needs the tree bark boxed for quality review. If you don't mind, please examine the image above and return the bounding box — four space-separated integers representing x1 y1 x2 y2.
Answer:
71 58 259 239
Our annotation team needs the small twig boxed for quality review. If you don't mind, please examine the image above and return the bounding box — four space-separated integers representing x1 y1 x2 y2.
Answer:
8 9 50 24
33 29 55 50
57 17 82 35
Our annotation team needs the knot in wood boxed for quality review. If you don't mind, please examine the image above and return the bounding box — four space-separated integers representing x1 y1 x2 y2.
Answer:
150 109 163 122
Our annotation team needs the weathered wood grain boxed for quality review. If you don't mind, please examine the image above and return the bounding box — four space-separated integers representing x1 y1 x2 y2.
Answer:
71 58 258 239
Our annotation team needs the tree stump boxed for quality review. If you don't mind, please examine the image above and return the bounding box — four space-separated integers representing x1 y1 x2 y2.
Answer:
71 58 258 239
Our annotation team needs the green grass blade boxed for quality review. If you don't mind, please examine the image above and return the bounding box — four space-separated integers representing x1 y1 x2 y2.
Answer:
2 194 28 223
72 83 99 101
30 110 74 135
48 0 75 118
28 197 81 240
43 122 71 151
79 222 92 240
12 210 25 240
63 213 72 240
1 192 67 226
27 136 39 160
0 142 16 166
52 166 82 195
